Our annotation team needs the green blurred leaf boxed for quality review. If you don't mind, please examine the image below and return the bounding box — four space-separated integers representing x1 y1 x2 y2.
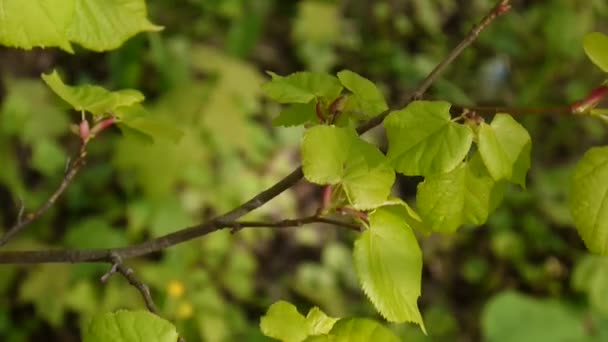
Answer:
353 206 425 331
584 32 608 72
20 265 71 327
482 291 587 342
63 218 128 249
0 0 161 52
569 146 608 255
301 126 394 209
41 70 144 117
260 301 309 342
572 255 608 315
262 72 343 104
337 70 388 117
115 104 183 143
478 114 531 186
385 101 473 176
83 310 179 342
417 159 496 233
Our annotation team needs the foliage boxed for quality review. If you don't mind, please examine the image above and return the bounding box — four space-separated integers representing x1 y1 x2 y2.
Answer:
1 1 608 341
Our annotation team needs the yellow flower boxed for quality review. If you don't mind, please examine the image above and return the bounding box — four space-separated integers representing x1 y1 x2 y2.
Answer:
176 301 193 320
166 280 185 298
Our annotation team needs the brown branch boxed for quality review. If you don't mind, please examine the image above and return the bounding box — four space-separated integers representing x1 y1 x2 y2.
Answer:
0 0 510 264
101 253 159 314
451 105 574 117
0 144 88 247
0 216 361 264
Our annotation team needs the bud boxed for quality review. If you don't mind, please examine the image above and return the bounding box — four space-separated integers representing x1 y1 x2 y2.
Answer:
570 85 608 114
79 119 90 141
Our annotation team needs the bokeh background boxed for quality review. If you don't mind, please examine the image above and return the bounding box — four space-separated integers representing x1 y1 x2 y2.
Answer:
1 0 608 341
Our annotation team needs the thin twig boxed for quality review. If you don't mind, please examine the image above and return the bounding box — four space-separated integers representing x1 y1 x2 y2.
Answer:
0 216 361 263
451 105 574 117
101 253 159 314
0 144 88 247
0 1 510 264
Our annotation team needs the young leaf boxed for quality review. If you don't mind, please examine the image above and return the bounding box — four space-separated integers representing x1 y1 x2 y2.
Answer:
417 159 496 233
353 206 425 332
260 301 309 342
272 102 319 127
41 70 144 116
83 310 179 342
262 72 343 104
385 101 473 176
569 146 608 255
337 70 388 117
115 105 183 143
302 126 395 209
305 307 339 336
583 32 608 72
318 318 401 342
0 0 161 53
477 113 531 186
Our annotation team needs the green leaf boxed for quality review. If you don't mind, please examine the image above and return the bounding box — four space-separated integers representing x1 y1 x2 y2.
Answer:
417 159 496 233
260 301 309 342
583 32 608 72
478 114 531 186
305 307 339 336
353 206 425 331
572 255 608 316
115 105 183 143
262 71 343 104
315 318 401 342
569 146 608 255
0 0 161 53
337 70 388 117
302 126 395 209
41 70 144 116
273 102 318 127
482 291 587 342
83 310 179 342
385 101 473 176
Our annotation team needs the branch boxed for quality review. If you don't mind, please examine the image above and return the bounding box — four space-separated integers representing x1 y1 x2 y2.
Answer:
451 105 574 117
0 1 510 264
0 143 88 246
0 216 360 264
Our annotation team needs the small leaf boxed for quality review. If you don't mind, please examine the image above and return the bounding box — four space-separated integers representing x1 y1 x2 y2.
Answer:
0 0 161 53
305 307 339 336
321 318 401 342
583 32 608 72
385 101 473 176
353 206 425 331
417 159 496 233
115 105 183 143
41 70 144 116
272 102 318 127
83 310 179 342
337 70 388 117
260 301 309 342
478 113 531 186
262 71 343 104
569 146 608 255
302 126 394 209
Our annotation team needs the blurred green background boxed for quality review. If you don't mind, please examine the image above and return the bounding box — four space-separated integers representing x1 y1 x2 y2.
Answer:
1 0 608 341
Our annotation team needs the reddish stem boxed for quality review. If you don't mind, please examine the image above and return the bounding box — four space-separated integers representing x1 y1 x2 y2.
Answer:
90 117 116 137
321 185 332 211
315 101 326 123
570 86 608 114
338 207 368 223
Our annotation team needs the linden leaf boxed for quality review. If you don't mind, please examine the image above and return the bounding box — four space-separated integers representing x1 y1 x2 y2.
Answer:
385 101 473 176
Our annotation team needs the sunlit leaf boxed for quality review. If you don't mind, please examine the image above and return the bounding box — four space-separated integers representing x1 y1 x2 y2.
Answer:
308 318 400 342
305 307 339 336
263 72 343 104
0 0 162 52
260 301 309 342
115 105 183 143
83 310 179 342
337 70 388 117
478 114 531 187
353 206 425 331
417 159 496 233
302 126 394 209
584 32 608 72
272 102 318 127
385 101 473 176
42 70 144 116
569 146 608 255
